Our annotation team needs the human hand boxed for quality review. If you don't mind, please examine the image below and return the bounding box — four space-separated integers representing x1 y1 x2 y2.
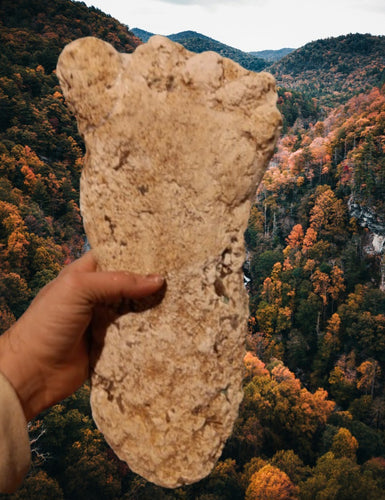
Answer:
0 252 164 421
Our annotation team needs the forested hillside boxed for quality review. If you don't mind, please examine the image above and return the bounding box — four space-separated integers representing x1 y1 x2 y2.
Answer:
0 0 140 331
270 33 385 107
1 0 385 498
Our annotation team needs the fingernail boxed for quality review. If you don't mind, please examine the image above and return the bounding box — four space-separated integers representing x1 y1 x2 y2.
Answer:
145 274 165 285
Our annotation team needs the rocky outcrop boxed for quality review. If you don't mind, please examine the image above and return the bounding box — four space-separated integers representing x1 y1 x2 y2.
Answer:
348 196 385 290
57 35 281 488
348 197 385 236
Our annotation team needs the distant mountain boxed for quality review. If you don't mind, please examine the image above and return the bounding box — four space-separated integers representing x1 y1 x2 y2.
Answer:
131 28 154 43
250 48 295 62
132 28 267 72
269 33 385 107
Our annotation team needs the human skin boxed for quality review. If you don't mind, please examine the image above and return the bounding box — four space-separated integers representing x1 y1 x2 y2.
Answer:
0 252 164 421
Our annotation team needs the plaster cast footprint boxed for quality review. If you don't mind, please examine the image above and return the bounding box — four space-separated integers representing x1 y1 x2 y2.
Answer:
57 36 281 487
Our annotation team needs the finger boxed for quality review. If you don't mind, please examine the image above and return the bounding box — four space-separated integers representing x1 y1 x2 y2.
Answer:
60 251 97 276
63 271 165 305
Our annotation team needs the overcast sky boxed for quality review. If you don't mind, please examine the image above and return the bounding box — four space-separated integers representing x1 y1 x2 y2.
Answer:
82 0 385 52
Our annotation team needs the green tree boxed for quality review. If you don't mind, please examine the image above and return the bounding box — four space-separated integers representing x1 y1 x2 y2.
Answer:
6 470 64 500
271 449 310 484
189 459 244 500
299 452 380 500
330 427 358 460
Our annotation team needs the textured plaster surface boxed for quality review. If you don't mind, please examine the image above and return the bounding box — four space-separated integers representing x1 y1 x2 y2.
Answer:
57 35 281 488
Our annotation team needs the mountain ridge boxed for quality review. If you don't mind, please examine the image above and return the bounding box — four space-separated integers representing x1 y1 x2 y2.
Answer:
131 28 268 72
250 47 295 62
132 29 385 110
270 33 385 107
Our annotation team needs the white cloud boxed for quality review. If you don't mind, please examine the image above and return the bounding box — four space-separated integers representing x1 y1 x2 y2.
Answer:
83 0 385 52
354 0 385 13
155 0 253 4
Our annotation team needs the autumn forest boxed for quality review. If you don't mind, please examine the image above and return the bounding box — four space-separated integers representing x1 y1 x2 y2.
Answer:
1 0 385 498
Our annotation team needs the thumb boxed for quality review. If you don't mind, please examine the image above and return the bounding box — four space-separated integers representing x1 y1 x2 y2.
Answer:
62 271 165 306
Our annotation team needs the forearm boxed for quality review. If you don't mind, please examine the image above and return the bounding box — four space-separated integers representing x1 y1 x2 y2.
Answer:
0 369 31 493
0 325 45 422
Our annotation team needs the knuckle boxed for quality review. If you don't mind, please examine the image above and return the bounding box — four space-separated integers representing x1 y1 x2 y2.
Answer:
60 271 83 291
